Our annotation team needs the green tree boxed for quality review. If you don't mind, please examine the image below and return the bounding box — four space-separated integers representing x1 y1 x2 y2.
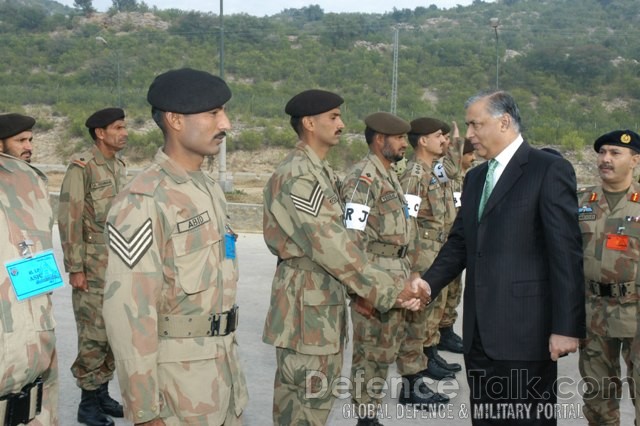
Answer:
74 0 95 16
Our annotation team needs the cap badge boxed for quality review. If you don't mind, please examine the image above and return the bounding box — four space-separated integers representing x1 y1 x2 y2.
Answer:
621 134 631 144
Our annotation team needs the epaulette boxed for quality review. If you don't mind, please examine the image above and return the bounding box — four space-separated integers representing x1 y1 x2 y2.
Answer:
69 150 95 169
128 165 162 196
577 186 597 203
409 162 423 178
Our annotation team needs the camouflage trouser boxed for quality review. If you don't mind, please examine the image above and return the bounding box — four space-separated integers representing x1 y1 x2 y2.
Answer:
396 307 428 376
30 343 59 426
71 287 115 390
423 287 449 348
439 274 463 328
273 347 342 426
350 306 405 407
579 332 634 425
161 387 242 426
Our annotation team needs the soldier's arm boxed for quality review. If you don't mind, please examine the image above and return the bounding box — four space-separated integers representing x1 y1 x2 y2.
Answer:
57 163 87 273
275 176 403 312
104 194 165 423
443 132 463 180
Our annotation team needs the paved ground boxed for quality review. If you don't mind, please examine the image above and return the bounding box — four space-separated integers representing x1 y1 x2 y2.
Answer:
51 231 634 425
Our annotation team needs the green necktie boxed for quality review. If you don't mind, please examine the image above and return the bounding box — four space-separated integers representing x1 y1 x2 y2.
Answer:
478 159 498 220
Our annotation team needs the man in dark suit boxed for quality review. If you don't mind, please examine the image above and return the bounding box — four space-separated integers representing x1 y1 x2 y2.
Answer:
423 90 585 425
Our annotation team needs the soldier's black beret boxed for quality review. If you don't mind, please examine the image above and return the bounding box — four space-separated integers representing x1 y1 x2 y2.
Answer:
594 129 640 154
409 117 444 137
147 68 231 114
285 89 344 117
85 108 125 129
364 112 410 135
0 113 35 139
441 121 451 135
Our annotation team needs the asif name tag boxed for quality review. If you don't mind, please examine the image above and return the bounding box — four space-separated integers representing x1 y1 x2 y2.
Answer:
5 250 64 301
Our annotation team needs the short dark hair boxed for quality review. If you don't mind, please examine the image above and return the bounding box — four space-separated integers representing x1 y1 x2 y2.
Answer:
151 107 167 134
364 127 376 145
289 116 303 137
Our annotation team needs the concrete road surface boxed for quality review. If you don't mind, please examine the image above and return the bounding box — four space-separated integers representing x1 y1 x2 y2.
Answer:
50 230 633 425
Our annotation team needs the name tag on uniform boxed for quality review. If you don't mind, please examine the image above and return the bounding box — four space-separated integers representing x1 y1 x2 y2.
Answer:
5 250 64 300
606 234 628 251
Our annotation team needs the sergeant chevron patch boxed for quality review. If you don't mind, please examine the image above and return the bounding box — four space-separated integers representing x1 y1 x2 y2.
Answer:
291 182 324 217
107 219 153 269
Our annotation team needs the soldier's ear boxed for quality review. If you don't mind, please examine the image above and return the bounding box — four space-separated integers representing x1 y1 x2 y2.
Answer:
164 112 183 131
301 116 314 132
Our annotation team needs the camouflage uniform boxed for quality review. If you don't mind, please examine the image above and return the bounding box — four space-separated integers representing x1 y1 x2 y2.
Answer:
341 152 411 408
0 153 58 425
263 142 405 425
398 157 449 368
58 145 126 390
438 137 464 333
103 149 248 425
578 183 640 425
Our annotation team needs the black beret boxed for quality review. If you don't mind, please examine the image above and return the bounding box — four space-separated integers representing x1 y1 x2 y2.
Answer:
594 129 640 154
285 89 344 117
409 117 444 136
440 121 451 135
147 68 231 114
85 108 125 129
0 113 35 139
463 138 474 154
364 112 410 135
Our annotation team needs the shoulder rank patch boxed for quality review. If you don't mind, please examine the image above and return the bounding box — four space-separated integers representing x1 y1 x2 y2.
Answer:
107 218 153 269
630 193 640 203
71 158 87 168
291 182 325 217
359 173 373 185
177 211 211 233
589 192 598 203
410 163 423 177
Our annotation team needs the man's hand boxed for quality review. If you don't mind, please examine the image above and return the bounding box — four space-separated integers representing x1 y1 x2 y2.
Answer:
352 296 376 319
395 276 431 310
451 120 460 139
549 334 579 361
69 271 88 292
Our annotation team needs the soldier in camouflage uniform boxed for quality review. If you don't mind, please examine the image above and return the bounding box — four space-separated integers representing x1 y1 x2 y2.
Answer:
263 91 428 426
103 68 248 426
579 129 640 425
342 112 434 425
435 120 466 355
58 107 127 426
0 113 36 162
399 118 461 387
0 141 58 425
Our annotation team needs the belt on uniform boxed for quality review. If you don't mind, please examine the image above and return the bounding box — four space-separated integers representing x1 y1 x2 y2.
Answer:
158 305 239 338
83 232 105 244
588 280 635 298
0 377 43 426
367 241 408 258
418 228 447 243
278 257 325 273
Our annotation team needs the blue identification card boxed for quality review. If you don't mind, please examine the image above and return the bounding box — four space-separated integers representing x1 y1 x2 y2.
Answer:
5 250 64 301
224 234 236 260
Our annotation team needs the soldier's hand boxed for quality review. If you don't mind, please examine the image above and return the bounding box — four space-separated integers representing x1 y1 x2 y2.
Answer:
415 278 432 308
69 271 88 292
352 296 376 319
396 277 429 311
452 120 459 139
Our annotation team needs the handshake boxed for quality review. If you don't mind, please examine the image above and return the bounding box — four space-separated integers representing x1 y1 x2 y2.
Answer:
352 274 431 319
396 274 432 311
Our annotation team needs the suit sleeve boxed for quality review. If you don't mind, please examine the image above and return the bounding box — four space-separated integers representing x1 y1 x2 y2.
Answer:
57 164 86 273
540 159 585 338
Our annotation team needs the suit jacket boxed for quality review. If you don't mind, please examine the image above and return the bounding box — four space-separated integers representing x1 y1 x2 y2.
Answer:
424 141 585 361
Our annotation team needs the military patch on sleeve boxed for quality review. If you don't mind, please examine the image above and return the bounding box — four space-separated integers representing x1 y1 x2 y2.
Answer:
291 182 325 217
107 218 153 269
177 211 211 233
359 173 373 185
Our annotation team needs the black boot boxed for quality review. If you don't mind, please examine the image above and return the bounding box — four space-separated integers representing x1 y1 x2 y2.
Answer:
78 389 115 426
421 346 455 380
97 382 124 418
431 346 462 372
399 374 449 408
438 326 464 353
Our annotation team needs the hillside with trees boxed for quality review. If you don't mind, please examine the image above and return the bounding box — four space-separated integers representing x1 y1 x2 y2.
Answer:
0 0 639 171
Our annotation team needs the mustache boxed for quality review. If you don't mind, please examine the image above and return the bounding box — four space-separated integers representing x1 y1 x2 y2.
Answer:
214 131 227 139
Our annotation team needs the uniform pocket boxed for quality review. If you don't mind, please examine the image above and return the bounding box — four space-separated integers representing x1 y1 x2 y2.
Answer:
171 228 220 295
90 183 115 224
302 285 345 347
